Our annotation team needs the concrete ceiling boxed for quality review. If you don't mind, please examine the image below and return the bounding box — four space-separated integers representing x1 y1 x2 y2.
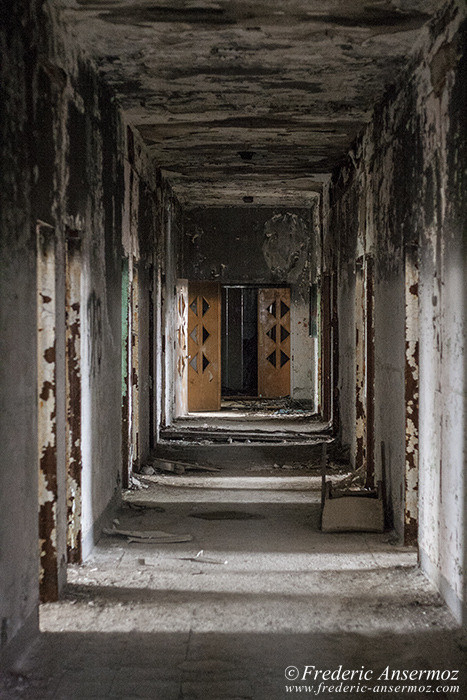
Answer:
60 0 444 206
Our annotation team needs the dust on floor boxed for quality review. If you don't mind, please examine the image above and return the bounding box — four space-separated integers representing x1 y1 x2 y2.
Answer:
2 480 465 699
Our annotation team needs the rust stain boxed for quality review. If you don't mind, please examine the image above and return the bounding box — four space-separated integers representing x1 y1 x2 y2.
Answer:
38 502 58 602
39 444 58 492
65 234 82 564
37 222 58 603
39 380 54 401
404 248 419 547
44 344 56 364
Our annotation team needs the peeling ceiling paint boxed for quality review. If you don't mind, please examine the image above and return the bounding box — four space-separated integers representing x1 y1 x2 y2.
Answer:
58 0 445 205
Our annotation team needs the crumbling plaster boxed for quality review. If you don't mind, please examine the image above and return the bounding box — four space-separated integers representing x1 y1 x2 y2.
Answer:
0 0 179 650
58 0 445 207
0 0 465 659
326 1 466 621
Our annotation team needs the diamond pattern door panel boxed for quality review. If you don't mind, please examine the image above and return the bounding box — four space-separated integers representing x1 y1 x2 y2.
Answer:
258 288 291 398
174 280 188 417
188 281 221 411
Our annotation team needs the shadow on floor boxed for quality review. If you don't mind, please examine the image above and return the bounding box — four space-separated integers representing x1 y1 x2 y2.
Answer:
2 629 465 699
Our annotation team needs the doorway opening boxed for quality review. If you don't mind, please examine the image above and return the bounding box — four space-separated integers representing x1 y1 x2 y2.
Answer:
222 285 258 398
185 281 294 413
172 279 323 438
222 284 293 400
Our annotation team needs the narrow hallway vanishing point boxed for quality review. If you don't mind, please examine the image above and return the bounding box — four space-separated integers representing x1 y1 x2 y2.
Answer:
0 0 466 698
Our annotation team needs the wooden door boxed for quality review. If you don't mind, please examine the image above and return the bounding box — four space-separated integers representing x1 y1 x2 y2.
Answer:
188 281 221 411
258 287 291 398
174 279 188 417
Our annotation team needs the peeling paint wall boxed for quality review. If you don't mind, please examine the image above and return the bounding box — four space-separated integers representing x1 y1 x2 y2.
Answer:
0 0 165 650
182 206 319 403
160 188 185 427
37 223 58 603
327 1 466 622
404 244 420 546
68 60 125 559
65 232 82 563
1 1 49 649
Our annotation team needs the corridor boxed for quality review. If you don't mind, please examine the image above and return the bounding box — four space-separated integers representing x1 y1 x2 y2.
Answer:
1 0 466 698
3 473 465 698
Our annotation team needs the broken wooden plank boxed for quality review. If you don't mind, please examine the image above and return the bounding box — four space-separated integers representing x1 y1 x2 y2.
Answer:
151 459 185 474
184 463 221 473
179 550 228 565
127 535 192 544
103 527 193 543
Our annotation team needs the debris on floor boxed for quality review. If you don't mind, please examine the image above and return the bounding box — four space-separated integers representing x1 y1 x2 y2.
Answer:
190 510 265 521
334 465 366 491
179 550 228 565
140 464 155 476
150 459 185 475
140 457 222 476
221 397 314 415
130 475 149 490
103 526 193 543
124 501 165 512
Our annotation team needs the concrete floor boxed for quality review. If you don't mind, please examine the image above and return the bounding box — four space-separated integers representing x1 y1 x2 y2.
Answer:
151 442 348 474
166 399 329 439
171 414 326 435
1 477 465 699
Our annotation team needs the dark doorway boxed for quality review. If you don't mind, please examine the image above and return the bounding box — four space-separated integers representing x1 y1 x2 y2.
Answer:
221 286 258 396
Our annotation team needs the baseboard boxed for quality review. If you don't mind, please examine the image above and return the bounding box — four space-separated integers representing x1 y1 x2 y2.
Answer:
419 546 466 626
82 489 122 560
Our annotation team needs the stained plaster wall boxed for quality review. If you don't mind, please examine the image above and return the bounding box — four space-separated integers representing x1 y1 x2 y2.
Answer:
158 180 184 429
121 128 170 472
326 1 466 622
0 0 164 651
182 206 319 403
1 1 40 649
